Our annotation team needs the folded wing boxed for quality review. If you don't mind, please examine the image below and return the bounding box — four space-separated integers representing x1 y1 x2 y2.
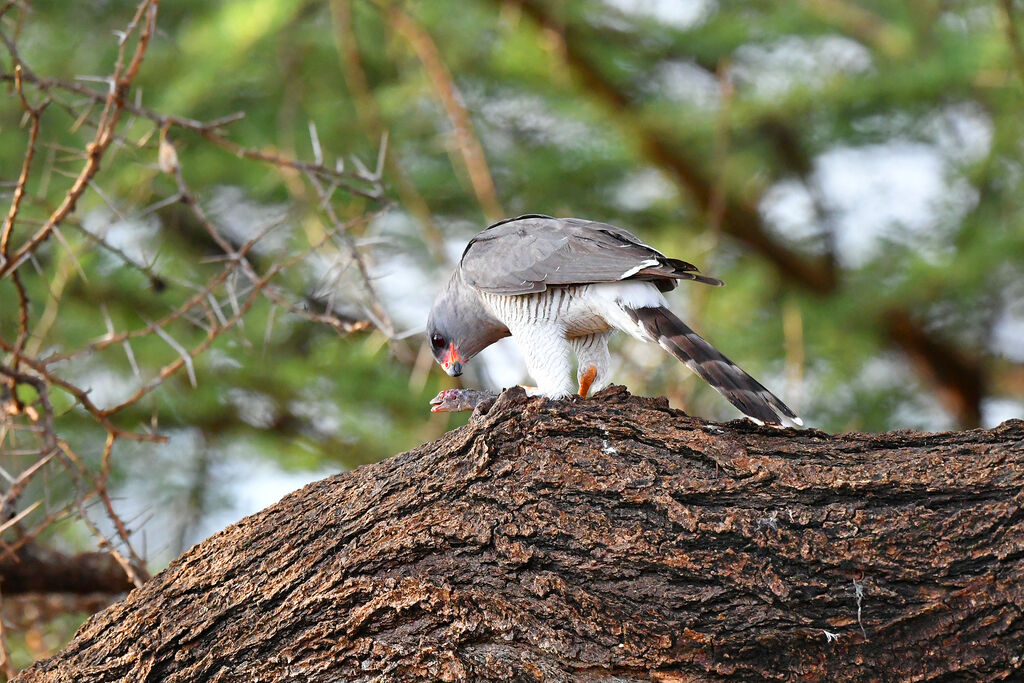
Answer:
460 215 723 295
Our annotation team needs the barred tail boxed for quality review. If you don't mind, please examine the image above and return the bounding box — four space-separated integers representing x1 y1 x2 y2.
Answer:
625 306 802 427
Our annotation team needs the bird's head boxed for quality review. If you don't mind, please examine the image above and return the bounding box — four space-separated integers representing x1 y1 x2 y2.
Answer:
426 309 469 377
427 271 510 379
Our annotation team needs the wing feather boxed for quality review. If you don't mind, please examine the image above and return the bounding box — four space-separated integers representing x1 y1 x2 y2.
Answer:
460 215 722 295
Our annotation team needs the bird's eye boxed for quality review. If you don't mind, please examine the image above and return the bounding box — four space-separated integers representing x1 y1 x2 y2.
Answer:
430 333 445 349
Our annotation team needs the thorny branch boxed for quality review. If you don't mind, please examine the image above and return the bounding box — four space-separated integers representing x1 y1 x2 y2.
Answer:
0 0 157 280
0 69 388 201
0 0 394 668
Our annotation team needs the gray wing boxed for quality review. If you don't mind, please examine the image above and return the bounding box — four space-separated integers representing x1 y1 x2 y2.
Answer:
459 215 723 295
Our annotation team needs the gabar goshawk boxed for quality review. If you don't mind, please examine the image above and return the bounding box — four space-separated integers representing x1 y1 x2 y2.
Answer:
427 215 802 427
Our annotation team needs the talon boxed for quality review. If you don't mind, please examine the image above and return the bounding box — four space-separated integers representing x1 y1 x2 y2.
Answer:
578 365 597 397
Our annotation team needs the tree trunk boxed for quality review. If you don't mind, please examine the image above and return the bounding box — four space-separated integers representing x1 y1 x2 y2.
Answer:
16 387 1024 681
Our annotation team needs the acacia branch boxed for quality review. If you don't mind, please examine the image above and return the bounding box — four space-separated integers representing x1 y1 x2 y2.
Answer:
0 544 137 595
883 308 985 429
0 0 158 279
0 5 401 666
500 0 838 294
0 72 385 199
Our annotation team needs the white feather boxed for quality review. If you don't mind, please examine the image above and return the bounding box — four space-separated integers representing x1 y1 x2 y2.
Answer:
588 280 667 309
582 281 666 342
618 258 659 279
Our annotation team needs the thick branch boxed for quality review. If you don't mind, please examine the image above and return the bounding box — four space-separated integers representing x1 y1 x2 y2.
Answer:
0 545 136 596
883 307 985 429
16 386 1024 681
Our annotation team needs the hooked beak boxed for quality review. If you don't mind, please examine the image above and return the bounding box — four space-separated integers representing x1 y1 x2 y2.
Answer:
441 342 464 377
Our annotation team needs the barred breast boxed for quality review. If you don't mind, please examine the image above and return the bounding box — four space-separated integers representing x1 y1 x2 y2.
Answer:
479 286 612 338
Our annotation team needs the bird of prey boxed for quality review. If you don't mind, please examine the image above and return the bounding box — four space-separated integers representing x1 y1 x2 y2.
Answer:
427 215 801 427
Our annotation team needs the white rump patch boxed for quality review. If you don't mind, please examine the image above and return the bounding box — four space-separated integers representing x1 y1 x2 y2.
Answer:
583 281 668 342
618 258 660 279
590 280 667 309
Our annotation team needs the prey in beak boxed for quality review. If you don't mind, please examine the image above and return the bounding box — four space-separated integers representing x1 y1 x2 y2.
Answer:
429 388 496 413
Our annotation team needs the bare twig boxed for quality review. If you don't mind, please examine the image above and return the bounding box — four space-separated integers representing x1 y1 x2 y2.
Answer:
1 66 48 259
330 0 446 260
0 0 392 663
0 0 158 279
381 2 504 223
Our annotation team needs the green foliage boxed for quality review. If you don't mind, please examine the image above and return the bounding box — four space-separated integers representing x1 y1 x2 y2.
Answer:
1 0 1020 455
2 0 1023 666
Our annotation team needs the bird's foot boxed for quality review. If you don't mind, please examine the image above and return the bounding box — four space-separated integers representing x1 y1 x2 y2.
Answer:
578 365 597 397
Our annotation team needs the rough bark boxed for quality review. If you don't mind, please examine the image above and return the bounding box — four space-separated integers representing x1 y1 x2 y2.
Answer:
16 386 1024 682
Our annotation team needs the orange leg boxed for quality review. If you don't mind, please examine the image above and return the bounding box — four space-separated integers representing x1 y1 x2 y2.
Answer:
578 365 597 397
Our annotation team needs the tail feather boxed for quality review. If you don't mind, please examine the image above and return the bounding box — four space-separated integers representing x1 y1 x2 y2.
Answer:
639 258 725 291
625 306 802 427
